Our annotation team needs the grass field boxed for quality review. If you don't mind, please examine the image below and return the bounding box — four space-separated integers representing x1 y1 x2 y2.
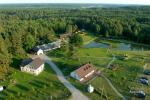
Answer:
1 31 149 100
79 33 96 45
47 32 150 100
0 64 71 100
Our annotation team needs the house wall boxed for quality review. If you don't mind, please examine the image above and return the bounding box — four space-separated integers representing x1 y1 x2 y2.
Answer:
34 64 44 75
21 64 44 76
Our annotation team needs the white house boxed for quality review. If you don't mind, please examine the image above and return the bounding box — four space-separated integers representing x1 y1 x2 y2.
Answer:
37 49 44 55
20 57 44 76
70 63 96 82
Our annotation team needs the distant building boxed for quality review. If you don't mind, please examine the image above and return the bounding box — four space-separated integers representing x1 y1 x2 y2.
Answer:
59 33 71 41
70 63 96 82
32 40 61 52
30 48 44 55
20 57 44 76
36 49 44 55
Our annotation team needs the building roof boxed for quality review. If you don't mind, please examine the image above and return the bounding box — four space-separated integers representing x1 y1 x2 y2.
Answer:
29 58 44 69
32 40 61 52
59 33 71 38
21 57 44 70
21 58 33 67
75 63 95 79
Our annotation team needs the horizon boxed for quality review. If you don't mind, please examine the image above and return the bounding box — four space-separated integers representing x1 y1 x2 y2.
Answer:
0 3 149 6
0 0 150 5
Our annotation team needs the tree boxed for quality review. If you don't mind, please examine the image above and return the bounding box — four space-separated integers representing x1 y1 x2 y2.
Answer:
10 32 25 57
67 33 83 57
0 34 10 67
69 33 83 47
23 34 36 51
66 24 73 33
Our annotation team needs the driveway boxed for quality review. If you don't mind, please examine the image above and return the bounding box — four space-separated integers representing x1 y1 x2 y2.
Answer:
40 55 89 100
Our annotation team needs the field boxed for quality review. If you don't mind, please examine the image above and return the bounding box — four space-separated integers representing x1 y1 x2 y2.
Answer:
47 33 150 100
0 64 71 100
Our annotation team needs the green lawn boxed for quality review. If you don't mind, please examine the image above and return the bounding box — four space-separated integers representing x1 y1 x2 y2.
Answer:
45 33 150 99
89 77 122 100
79 33 96 45
0 64 71 100
48 46 150 100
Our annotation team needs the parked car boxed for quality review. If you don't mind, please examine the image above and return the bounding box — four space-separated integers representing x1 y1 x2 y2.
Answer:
144 70 150 75
141 77 148 80
130 90 146 98
139 79 149 85
134 91 146 98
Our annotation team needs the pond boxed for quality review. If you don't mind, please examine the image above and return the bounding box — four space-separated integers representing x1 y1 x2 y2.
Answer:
83 41 150 51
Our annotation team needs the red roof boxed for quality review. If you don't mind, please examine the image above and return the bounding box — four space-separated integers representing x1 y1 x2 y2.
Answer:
75 63 95 79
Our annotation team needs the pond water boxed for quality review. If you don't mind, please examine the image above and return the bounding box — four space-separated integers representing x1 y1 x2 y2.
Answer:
83 41 150 51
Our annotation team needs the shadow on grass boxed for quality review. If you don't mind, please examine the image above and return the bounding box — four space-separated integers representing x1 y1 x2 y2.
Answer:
0 92 7 99
29 81 43 88
34 80 48 86
6 89 17 95
10 58 21 70
15 84 29 91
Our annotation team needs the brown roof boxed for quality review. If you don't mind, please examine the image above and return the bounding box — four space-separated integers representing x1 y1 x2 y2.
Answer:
75 63 95 79
21 57 44 69
30 58 44 69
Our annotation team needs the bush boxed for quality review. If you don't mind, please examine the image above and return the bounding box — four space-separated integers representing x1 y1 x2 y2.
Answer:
122 76 127 80
110 72 116 78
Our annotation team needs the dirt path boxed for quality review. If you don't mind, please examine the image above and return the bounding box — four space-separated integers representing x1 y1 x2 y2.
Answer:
101 74 127 100
107 54 116 69
100 54 127 100
40 55 89 100
143 63 148 72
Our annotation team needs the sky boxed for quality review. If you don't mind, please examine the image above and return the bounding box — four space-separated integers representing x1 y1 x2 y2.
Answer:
0 0 150 5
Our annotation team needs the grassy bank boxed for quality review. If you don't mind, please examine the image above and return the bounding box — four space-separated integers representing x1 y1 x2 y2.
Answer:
0 64 71 100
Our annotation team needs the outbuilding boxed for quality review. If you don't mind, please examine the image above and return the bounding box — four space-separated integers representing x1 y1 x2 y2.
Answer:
87 84 94 93
37 49 44 55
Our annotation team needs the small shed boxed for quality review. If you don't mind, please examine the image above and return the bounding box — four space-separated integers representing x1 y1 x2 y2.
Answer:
30 47 44 55
87 84 94 93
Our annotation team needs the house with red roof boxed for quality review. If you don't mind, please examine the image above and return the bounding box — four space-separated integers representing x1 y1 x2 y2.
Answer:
70 63 96 82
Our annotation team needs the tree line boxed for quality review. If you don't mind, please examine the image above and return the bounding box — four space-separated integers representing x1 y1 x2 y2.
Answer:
0 7 150 67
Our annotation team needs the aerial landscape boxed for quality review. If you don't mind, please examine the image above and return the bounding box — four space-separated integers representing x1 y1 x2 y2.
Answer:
0 0 150 100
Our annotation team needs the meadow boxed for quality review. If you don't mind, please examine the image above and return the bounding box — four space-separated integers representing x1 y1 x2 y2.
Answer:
47 33 150 100
0 64 71 100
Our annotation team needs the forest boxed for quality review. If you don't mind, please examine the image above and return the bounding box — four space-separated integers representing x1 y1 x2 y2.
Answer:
0 5 150 69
